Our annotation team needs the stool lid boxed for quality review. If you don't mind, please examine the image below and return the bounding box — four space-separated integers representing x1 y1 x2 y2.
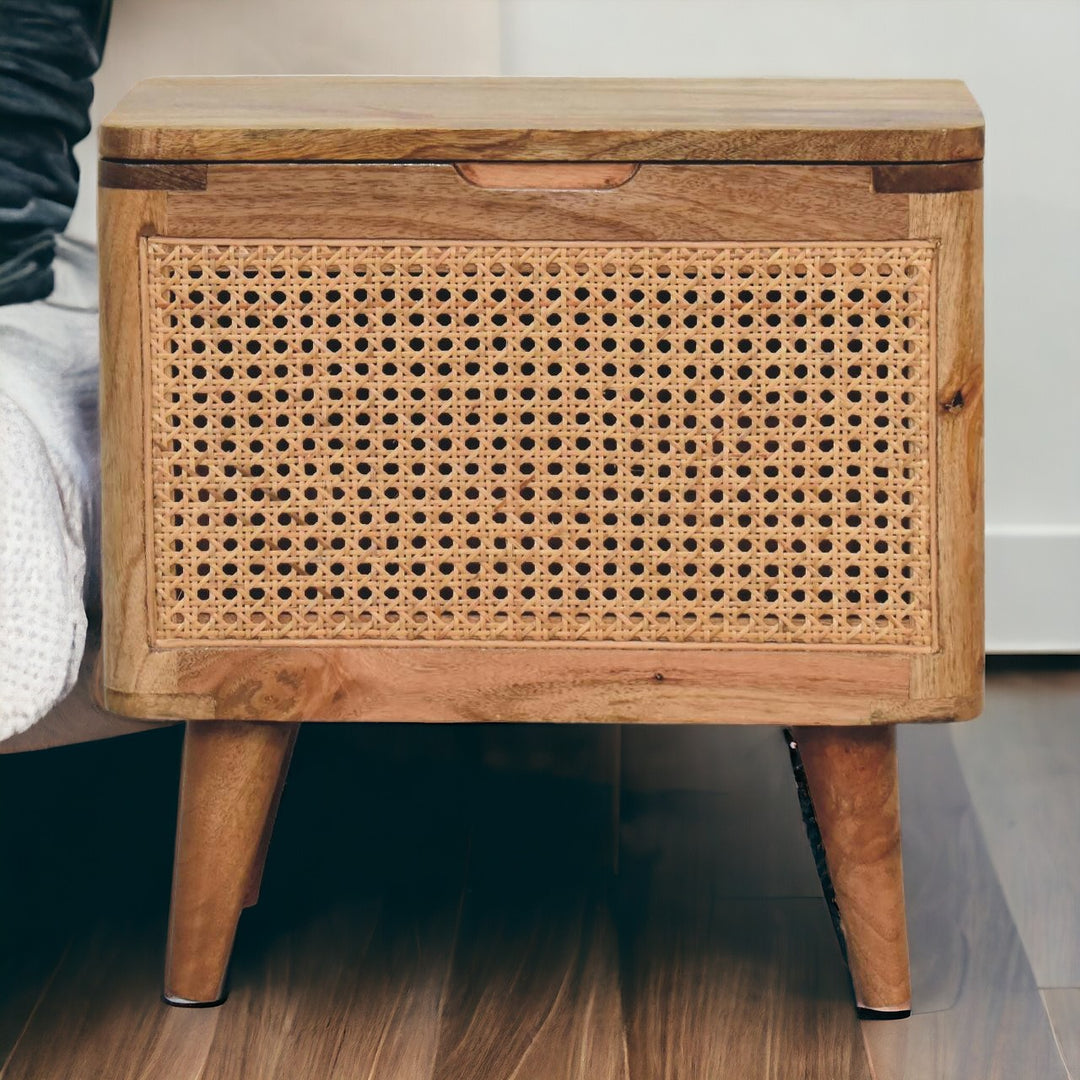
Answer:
100 77 983 164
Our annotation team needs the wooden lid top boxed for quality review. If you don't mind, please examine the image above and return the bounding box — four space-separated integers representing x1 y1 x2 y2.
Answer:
100 77 983 164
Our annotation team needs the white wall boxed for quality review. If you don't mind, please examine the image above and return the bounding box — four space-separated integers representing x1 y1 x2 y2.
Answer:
77 0 1080 650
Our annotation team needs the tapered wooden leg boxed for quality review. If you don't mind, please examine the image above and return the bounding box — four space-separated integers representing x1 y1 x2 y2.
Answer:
164 720 298 1006
793 724 911 1019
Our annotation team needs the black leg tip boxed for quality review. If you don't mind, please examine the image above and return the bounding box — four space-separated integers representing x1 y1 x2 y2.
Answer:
856 1005 911 1021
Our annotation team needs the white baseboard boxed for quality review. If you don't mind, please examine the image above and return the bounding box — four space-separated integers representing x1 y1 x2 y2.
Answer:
986 527 1080 653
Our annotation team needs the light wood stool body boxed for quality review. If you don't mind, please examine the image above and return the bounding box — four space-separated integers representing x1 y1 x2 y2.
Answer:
97 77 984 1015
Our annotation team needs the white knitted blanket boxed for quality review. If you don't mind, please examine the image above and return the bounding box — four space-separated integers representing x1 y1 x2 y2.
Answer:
0 238 99 741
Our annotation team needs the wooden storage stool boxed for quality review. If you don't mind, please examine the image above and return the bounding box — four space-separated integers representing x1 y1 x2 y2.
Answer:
97 78 984 1015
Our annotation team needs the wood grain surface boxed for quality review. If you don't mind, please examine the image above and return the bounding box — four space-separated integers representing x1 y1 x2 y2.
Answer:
623 896 871 1080
432 763 627 1080
868 724 1069 1079
1 663 1071 1079
0 725 184 1080
98 162 207 191
164 163 909 241
1042 989 1080 1078
165 721 298 1004
618 728 871 1080
454 162 639 190
99 77 984 163
0 915 220 1080
97 187 166 701
103 645 915 726
198 732 469 1080
908 190 985 715
871 161 982 194
952 664 1080 987
796 725 910 1013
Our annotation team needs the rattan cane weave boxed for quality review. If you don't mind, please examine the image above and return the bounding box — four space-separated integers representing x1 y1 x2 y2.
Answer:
144 239 935 647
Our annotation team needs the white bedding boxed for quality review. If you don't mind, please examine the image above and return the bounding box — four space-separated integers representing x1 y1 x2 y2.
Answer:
0 237 100 741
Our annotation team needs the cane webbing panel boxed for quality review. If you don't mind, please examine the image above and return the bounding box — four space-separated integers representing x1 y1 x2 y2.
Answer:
144 239 935 647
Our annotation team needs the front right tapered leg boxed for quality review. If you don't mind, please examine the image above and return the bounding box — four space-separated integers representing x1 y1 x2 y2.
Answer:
793 724 911 1019
165 720 298 1006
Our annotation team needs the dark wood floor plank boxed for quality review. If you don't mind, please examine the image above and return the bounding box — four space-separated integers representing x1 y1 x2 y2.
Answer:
622 894 872 1080
432 738 629 1080
0 915 219 1080
0 727 185 1078
198 723 470 1080
0 729 206 1080
0 742 100 1068
621 725 821 898
4 675 1077 1079
951 665 1080 987
433 888 628 1080
620 725 872 1080
1043 989 1080 1079
0 927 70 1071
861 724 1068 1079
203 893 459 1080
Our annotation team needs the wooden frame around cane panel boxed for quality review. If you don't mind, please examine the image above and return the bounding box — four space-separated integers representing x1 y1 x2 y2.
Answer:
97 77 984 1014
100 164 981 727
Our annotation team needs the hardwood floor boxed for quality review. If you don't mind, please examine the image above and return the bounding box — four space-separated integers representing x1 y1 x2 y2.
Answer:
878 724 1066 1079
952 662 1080 988
1044 989 1080 1077
0 664 1075 1078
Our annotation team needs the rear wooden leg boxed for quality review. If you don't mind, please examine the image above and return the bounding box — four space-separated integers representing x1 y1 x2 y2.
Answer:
164 720 298 1006
793 724 911 1019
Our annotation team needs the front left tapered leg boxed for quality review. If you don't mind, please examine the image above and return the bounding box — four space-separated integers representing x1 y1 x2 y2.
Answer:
793 724 911 1018
165 720 298 1006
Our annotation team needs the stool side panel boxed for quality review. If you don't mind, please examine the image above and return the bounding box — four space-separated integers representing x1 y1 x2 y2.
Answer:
99 187 165 705
910 190 984 716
